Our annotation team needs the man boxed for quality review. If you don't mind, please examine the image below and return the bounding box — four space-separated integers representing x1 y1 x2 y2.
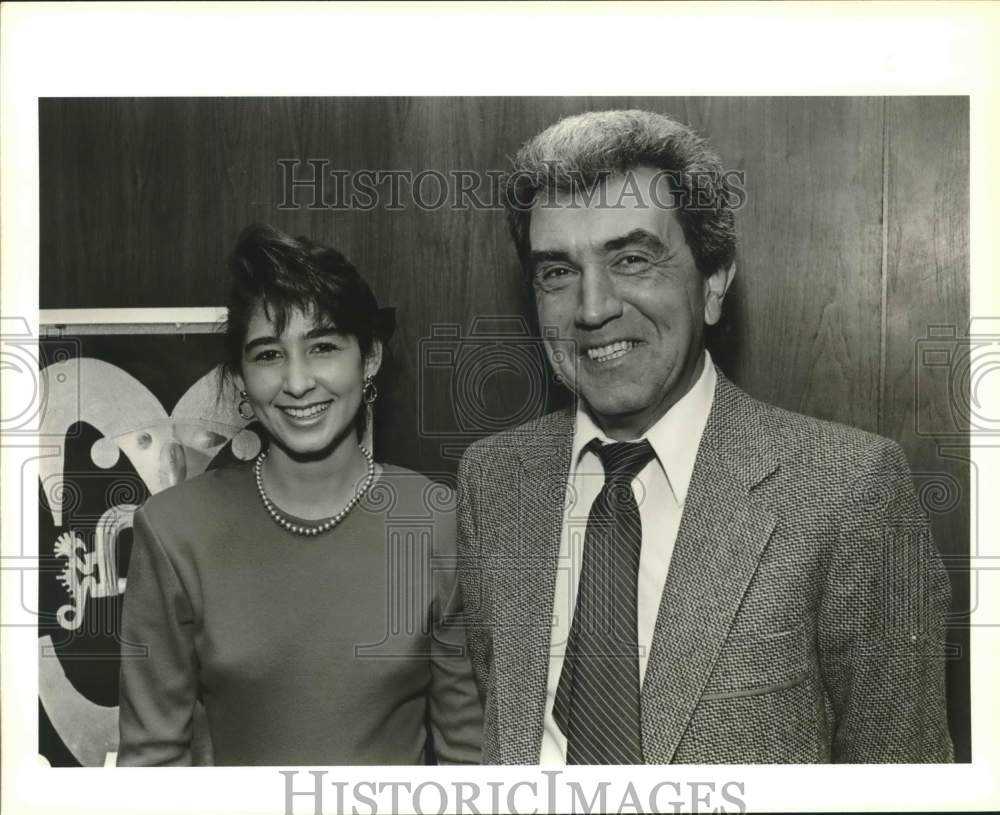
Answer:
456 109 953 764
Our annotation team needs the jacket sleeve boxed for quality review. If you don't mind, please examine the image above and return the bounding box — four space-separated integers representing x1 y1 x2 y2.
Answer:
455 448 495 709
427 487 484 764
818 438 953 762
117 507 198 766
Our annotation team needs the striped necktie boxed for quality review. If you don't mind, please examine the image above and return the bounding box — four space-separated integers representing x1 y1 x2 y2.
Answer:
553 438 656 764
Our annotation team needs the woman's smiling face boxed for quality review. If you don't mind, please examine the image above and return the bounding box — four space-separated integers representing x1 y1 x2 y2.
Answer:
237 302 375 459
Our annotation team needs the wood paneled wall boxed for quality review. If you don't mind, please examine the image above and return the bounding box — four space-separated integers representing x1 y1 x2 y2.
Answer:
39 96 970 758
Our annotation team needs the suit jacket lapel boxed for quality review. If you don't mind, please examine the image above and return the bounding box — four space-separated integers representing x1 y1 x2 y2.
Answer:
640 372 778 763
496 410 574 763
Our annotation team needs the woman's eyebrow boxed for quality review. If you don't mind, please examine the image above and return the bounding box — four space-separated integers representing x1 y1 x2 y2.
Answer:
243 326 341 353
243 335 279 353
304 326 341 339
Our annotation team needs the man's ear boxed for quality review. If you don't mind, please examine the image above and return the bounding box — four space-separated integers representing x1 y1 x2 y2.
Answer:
704 262 736 326
364 339 384 379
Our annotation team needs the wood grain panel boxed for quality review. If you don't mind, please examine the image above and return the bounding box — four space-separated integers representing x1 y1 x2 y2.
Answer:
882 96 970 760
726 97 885 431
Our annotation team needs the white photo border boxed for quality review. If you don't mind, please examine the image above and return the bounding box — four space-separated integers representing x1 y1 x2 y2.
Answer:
2 2 998 814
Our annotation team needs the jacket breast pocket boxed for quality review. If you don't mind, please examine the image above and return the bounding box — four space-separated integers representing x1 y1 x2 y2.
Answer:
700 624 812 701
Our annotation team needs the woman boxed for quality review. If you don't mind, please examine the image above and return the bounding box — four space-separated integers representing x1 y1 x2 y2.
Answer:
117 224 482 765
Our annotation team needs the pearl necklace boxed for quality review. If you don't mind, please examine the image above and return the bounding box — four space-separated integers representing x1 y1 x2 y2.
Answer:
253 445 375 536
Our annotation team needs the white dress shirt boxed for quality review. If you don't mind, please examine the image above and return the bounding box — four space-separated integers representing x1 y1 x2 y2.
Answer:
538 351 717 764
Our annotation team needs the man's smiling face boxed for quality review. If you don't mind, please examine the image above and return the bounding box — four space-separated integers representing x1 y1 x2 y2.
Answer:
529 166 725 440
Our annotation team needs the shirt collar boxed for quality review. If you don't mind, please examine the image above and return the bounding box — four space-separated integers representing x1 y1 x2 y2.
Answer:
571 349 717 505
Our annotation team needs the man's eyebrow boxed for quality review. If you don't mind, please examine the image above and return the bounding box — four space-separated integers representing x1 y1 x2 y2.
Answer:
528 249 573 266
603 229 667 254
527 230 667 268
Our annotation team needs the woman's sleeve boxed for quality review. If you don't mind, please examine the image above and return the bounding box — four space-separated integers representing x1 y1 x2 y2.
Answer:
428 493 484 764
117 507 198 766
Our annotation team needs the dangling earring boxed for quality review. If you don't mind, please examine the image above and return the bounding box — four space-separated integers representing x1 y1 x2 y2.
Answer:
238 390 255 421
362 375 378 404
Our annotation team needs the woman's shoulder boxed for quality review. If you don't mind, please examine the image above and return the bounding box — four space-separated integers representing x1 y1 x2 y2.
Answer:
138 462 254 526
375 463 453 494
369 463 455 516
370 465 457 559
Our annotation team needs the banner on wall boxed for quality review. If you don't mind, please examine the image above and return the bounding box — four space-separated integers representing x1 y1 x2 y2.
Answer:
37 327 262 766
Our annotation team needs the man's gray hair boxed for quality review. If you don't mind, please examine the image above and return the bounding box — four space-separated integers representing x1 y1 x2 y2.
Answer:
504 109 738 278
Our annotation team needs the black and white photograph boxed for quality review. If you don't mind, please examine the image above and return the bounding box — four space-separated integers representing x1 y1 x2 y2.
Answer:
2 3 998 815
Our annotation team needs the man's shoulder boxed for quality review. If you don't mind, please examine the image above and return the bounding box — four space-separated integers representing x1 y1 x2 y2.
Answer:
764 399 890 456
457 409 573 484
723 378 909 477
461 409 573 458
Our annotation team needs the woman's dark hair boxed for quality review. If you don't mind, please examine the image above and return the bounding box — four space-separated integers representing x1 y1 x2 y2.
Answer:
221 224 389 382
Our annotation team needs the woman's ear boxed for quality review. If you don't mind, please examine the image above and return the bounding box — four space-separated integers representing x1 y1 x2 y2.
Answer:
364 339 384 380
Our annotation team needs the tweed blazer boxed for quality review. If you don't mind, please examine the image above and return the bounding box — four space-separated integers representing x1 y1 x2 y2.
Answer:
456 370 953 764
